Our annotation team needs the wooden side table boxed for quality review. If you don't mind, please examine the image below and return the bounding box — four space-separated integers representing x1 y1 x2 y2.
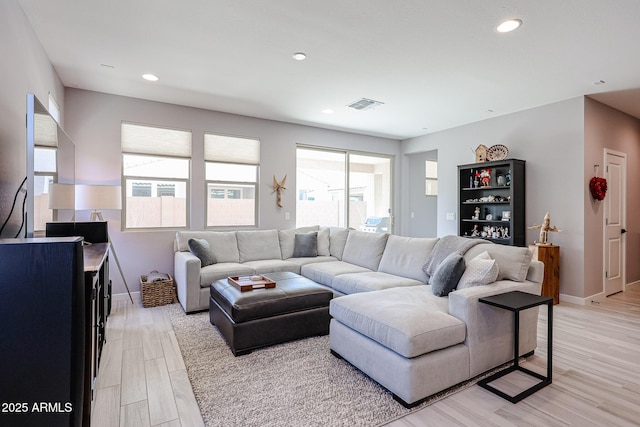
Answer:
529 244 560 304
478 291 552 403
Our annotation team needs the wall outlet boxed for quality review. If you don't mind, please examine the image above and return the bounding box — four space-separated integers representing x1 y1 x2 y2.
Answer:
284 212 291 220
446 212 456 221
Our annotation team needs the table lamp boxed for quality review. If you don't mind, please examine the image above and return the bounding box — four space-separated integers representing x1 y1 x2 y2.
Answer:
75 184 132 303
48 183 76 221
75 184 122 221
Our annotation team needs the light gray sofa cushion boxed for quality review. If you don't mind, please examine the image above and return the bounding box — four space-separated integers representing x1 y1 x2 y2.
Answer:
329 227 350 260
241 259 301 275
278 226 319 259
464 243 533 282
300 261 371 288
378 235 439 283
176 231 240 263
332 271 423 294
330 286 465 358
288 255 337 267
317 226 330 256
199 263 254 288
341 231 389 271
237 229 282 262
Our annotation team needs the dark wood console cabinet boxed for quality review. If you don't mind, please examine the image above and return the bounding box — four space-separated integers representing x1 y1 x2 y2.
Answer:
0 232 111 426
83 242 109 426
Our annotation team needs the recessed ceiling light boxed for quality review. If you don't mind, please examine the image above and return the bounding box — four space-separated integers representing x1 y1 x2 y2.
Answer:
496 19 522 33
322 109 334 114
593 80 606 86
292 52 307 61
142 73 159 82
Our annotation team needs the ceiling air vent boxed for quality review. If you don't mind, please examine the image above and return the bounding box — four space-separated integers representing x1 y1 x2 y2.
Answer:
347 98 384 111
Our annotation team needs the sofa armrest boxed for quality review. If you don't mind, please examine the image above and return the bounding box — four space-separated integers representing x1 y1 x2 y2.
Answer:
174 251 202 313
448 280 542 376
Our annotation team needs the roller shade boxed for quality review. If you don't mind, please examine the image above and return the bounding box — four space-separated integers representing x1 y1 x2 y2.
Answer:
34 113 58 147
204 133 260 164
122 122 191 158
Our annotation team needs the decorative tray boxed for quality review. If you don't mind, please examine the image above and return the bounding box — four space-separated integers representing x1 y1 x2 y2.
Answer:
486 144 509 161
228 275 276 292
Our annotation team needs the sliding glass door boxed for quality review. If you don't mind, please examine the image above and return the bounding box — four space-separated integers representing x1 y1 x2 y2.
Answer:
296 147 392 233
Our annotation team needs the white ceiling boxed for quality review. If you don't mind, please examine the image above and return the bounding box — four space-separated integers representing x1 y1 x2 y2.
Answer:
17 0 640 140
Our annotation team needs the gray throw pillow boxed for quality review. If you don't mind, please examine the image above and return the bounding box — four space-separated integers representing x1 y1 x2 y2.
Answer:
187 238 216 267
292 232 318 258
430 253 465 297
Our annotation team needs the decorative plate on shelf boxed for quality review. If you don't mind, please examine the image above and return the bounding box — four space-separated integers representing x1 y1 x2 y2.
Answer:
486 144 509 161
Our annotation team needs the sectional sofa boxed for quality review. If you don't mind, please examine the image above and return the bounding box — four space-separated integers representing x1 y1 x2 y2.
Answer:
173 226 544 406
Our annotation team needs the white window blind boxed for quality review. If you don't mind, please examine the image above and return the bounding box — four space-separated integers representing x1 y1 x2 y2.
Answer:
35 113 58 147
204 133 260 164
122 122 191 158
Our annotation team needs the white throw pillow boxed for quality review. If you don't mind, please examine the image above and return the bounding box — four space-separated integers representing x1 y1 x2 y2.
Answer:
457 251 499 289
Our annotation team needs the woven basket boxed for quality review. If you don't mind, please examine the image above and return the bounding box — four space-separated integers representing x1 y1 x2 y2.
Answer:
140 274 176 308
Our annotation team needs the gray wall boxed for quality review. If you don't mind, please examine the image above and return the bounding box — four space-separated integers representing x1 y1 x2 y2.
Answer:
401 97 586 298
64 88 401 294
405 150 438 237
0 0 65 238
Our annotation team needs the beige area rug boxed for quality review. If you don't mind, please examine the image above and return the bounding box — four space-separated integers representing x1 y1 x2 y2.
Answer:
168 304 506 427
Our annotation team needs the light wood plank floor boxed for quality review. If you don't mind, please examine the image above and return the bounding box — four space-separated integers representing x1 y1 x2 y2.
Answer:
93 285 640 426
91 298 204 427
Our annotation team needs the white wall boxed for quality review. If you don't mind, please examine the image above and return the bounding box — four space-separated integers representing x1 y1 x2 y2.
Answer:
0 0 65 238
401 97 586 298
64 88 401 294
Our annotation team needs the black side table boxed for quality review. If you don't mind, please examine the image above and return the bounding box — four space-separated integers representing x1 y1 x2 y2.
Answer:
478 290 552 403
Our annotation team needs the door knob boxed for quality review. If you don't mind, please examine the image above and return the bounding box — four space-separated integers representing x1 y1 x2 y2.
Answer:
621 228 627 234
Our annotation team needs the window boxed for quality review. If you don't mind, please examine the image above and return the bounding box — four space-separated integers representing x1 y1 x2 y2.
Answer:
33 111 59 231
425 160 438 196
204 133 259 227
121 123 191 229
296 147 393 233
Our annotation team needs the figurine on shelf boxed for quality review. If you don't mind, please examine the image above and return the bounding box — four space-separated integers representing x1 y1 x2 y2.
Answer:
471 225 480 237
472 207 480 220
476 168 491 187
502 227 509 238
529 212 561 245
506 169 512 186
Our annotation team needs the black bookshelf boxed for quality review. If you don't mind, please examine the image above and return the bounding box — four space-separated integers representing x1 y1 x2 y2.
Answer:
458 159 526 246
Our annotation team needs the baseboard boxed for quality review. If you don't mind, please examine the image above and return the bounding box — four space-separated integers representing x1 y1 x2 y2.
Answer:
625 280 640 291
559 293 588 305
112 291 141 303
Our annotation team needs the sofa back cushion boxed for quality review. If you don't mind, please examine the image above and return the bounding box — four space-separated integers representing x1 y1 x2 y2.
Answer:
317 226 330 256
329 227 350 260
341 230 389 271
464 243 533 282
237 229 282 262
278 226 319 259
176 231 240 263
378 235 439 282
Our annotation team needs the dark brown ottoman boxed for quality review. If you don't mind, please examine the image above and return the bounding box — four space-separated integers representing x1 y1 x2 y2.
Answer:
209 271 333 356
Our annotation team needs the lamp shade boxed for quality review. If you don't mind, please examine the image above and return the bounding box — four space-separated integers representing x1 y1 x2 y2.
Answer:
48 183 75 209
75 185 122 211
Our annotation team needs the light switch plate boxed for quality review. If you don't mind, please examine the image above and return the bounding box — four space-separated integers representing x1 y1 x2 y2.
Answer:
446 212 456 221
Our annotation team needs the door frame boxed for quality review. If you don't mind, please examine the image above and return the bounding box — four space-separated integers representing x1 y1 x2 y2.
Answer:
602 148 627 295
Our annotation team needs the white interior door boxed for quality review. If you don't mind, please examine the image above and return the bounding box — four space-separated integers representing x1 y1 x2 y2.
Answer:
604 150 626 296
